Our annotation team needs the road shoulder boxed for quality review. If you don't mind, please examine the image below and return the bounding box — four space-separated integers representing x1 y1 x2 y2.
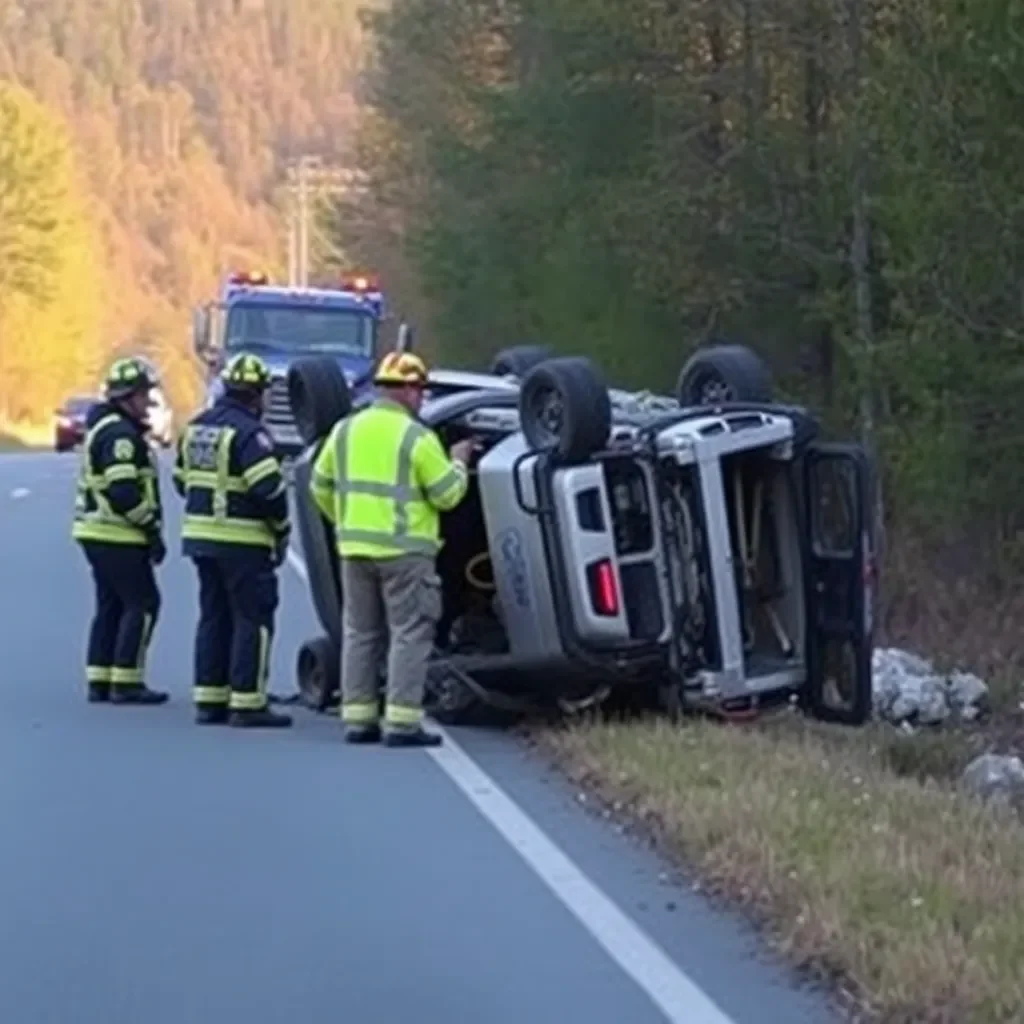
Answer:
537 713 1024 1022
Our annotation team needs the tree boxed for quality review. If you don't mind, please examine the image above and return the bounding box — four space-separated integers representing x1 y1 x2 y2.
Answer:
1 0 369 419
0 80 105 423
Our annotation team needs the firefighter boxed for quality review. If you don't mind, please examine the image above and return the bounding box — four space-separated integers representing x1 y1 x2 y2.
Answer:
72 356 167 705
173 353 292 728
310 350 474 747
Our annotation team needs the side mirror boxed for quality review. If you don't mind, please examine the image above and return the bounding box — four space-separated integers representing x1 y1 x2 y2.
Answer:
192 306 210 355
396 321 415 353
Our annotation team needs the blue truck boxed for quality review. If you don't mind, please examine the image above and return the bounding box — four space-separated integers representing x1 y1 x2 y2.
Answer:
191 270 390 457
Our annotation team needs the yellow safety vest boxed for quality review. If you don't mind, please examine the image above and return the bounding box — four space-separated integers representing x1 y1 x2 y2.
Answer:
310 399 468 558
72 413 158 545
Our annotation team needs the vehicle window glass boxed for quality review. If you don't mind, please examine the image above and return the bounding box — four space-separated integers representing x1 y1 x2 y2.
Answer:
225 303 374 357
809 457 856 557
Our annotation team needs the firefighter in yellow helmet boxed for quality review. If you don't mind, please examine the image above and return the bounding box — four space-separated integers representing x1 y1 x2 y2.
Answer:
173 353 292 728
310 350 474 746
72 356 167 705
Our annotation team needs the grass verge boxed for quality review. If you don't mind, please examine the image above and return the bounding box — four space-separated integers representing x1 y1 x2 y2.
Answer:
0 420 48 451
0 432 29 452
537 712 1024 1023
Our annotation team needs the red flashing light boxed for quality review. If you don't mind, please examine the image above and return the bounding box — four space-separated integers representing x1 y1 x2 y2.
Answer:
340 270 380 293
228 270 269 286
588 558 620 617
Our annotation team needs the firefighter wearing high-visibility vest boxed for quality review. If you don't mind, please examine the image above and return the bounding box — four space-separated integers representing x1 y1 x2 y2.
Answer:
310 350 475 747
72 357 167 706
173 353 292 728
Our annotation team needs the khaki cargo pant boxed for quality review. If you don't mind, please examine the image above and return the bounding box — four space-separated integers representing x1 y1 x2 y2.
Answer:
339 553 441 733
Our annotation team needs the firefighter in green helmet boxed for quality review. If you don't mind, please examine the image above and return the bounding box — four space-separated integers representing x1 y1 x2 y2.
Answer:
173 353 292 728
72 356 168 705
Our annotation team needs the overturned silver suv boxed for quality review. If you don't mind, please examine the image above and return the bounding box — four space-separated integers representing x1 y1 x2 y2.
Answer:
287 342 875 726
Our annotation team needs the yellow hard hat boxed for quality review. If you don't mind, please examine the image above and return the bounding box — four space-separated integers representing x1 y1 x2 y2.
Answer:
374 351 428 387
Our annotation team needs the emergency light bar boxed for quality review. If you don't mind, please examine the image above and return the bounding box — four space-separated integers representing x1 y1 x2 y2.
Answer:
339 271 380 293
228 270 269 286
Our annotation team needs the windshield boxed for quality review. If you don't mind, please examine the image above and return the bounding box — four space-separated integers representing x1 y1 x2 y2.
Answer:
224 302 375 358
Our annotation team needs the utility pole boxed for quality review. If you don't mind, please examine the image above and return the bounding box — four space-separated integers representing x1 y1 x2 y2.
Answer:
285 157 369 286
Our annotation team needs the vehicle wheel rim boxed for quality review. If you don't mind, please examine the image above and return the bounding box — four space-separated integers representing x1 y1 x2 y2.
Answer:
298 652 323 705
527 385 563 446
698 374 734 404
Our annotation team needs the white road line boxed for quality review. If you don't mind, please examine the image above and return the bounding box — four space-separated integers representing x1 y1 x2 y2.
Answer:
286 548 736 1024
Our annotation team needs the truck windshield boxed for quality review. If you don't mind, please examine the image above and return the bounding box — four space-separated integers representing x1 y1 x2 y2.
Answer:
224 302 375 357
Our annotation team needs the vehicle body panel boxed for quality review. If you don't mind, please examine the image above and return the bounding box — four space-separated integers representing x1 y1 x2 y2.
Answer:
54 395 97 451
291 365 875 721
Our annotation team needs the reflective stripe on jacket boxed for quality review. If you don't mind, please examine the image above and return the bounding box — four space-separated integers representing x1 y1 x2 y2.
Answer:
174 397 289 553
72 408 159 546
310 398 468 558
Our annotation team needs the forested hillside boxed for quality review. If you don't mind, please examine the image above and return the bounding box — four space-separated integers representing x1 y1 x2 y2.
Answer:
340 0 1024 662
0 0 363 421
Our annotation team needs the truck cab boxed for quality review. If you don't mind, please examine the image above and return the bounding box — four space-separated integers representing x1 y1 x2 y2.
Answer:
191 270 385 457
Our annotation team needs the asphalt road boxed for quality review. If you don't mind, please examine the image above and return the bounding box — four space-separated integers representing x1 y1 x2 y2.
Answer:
0 452 839 1024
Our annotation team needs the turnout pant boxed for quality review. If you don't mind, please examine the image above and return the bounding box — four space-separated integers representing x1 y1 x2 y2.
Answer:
340 553 441 732
81 542 160 691
192 554 278 712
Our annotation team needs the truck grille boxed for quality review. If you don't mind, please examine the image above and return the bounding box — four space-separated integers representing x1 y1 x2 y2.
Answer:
262 375 302 452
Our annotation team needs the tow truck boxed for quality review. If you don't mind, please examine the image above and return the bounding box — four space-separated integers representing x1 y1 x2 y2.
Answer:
190 269 392 458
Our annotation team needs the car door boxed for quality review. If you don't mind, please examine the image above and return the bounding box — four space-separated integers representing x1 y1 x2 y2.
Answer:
801 442 875 724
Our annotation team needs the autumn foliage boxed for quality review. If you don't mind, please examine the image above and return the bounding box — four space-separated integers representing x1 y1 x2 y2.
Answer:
0 0 364 423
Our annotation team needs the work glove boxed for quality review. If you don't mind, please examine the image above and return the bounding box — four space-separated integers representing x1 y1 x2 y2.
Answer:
450 438 475 466
149 533 166 565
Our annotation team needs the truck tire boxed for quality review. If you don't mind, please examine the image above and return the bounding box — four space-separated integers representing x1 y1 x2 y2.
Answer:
677 343 773 406
296 635 340 712
489 344 552 378
287 357 352 447
520 356 611 463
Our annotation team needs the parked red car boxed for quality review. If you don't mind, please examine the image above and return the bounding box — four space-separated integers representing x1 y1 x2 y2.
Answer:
54 395 97 452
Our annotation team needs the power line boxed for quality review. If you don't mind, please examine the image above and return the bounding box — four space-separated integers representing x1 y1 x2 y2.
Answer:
284 157 369 286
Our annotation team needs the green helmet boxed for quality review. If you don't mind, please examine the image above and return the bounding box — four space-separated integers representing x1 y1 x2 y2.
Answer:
221 353 272 394
104 356 156 401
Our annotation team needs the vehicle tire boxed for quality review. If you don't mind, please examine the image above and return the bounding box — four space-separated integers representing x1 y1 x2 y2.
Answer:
287 357 352 447
296 635 340 712
489 344 552 378
676 342 773 406
424 663 482 725
519 356 611 463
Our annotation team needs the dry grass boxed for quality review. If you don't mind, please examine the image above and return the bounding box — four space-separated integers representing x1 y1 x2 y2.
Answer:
538 712 1024 1023
0 419 47 450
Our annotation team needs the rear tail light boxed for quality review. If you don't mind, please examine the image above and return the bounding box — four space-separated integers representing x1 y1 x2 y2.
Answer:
587 558 620 617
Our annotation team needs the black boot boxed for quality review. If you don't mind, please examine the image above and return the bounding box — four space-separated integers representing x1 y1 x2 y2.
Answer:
110 685 168 706
383 727 443 748
195 704 229 725
344 724 381 744
228 707 292 728
87 683 110 703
